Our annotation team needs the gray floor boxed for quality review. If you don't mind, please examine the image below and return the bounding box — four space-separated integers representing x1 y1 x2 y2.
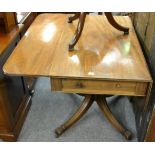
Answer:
16 77 137 142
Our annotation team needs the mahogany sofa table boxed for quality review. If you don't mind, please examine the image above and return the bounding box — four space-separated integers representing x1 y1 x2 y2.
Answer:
3 14 152 140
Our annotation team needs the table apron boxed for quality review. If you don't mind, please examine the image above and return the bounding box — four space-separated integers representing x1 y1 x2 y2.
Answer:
51 78 148 96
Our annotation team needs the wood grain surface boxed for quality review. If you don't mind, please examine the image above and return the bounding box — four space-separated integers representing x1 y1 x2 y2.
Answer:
3 14 152 82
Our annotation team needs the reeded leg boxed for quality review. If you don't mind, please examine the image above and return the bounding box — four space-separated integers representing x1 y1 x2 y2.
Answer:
55 95 94 137
105 12 129 35
68 13 80 23
96 95 132 140
69 12 86 51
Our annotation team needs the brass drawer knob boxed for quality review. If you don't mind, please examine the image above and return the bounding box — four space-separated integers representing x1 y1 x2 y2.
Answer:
116 83 121 88
76 82 84 88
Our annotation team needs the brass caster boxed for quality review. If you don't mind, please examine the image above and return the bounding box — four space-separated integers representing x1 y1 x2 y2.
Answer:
55 125 66 138
124 130 132 140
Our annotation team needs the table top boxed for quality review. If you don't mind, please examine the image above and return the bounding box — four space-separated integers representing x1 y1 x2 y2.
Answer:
3 14 152 82
0 24 24 56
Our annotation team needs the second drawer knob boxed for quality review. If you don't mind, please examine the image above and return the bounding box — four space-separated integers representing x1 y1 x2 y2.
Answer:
116 83 121 88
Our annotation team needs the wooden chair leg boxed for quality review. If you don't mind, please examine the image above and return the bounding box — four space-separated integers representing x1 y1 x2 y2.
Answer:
55 94 94 137
104 12 129 35
68 13 80 23
96 95 132 140
69 12 86 51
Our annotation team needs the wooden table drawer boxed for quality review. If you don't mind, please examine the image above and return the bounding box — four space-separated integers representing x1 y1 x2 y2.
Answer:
51 78 148 96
